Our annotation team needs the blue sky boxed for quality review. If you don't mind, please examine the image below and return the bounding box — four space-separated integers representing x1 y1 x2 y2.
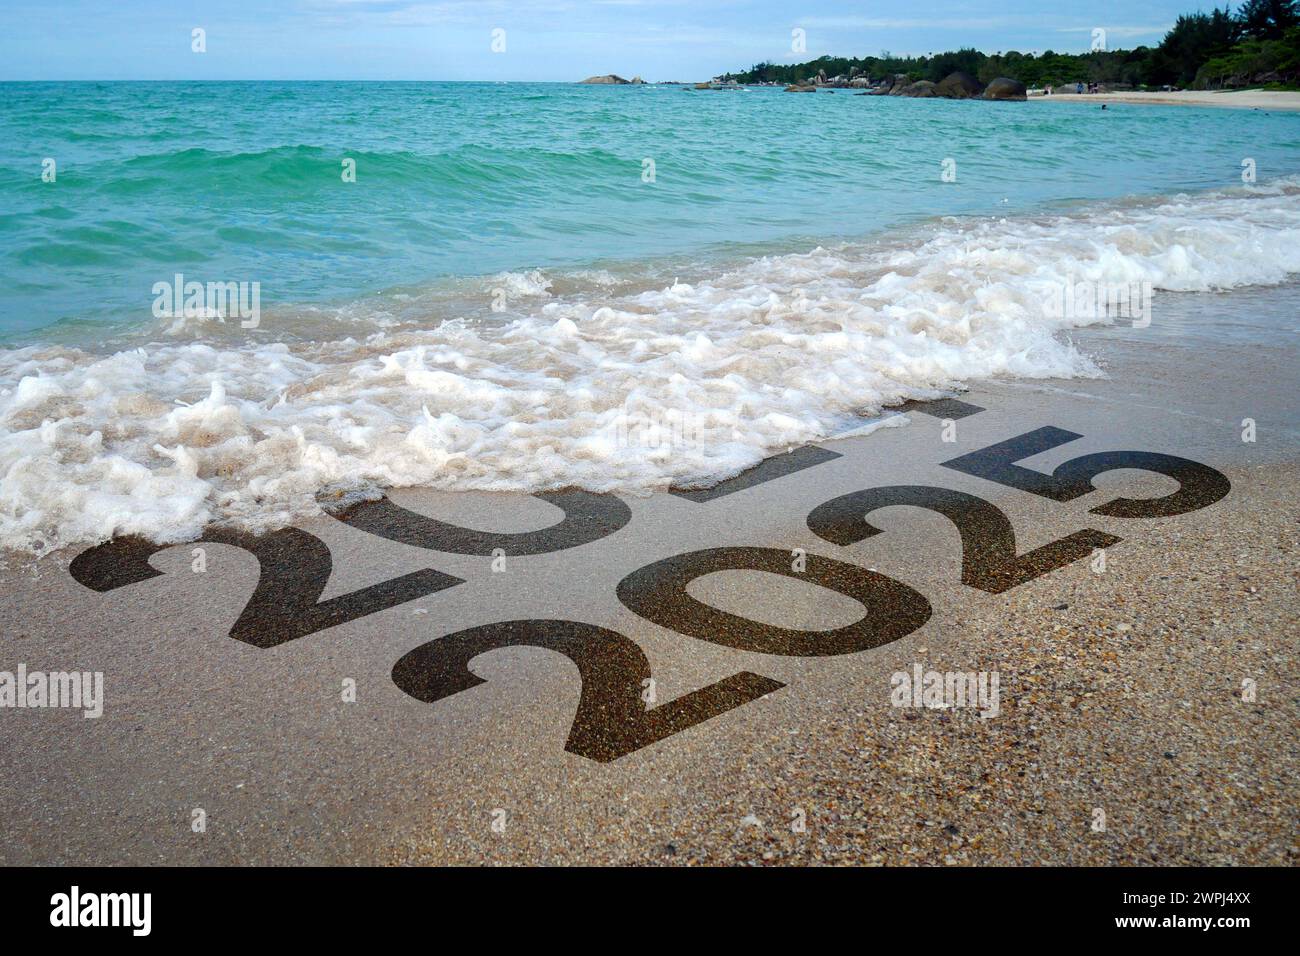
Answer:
1 1 1218 81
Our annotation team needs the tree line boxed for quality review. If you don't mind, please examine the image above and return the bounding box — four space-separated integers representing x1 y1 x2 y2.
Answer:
725 1 1299 90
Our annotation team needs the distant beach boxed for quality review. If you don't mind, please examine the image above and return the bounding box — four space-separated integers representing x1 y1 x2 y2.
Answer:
1031 88 1300 110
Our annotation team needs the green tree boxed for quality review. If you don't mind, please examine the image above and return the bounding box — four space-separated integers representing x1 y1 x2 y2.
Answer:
1238 0 1299 39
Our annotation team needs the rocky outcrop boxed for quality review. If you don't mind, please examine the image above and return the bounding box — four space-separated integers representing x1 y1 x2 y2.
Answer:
581 74 630 84
881 74 910 95
896 80 939 97
799 70 1028 103
935 71 983 99
629 76 645 84
982 77 1028 101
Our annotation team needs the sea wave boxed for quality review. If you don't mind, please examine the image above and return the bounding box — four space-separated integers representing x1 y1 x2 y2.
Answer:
3 178 1299 556
93 143 641 201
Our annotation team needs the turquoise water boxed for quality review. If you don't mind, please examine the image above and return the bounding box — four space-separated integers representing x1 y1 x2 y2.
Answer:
3 81 1300 555
3 80 1300 341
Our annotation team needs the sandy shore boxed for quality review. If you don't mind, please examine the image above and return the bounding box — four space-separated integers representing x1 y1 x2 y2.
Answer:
1032 89 1300 111
1 284 1296 865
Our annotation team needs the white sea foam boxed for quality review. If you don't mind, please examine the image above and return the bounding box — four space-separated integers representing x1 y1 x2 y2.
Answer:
3 180 1300 555
491 269 554 299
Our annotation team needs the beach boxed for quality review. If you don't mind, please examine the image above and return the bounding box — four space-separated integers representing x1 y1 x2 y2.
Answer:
1032 89 1300 110
1 79 1298 867
1 278 1296 865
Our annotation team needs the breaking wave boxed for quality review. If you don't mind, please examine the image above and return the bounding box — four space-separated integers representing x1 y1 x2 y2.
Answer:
3 178 1300 555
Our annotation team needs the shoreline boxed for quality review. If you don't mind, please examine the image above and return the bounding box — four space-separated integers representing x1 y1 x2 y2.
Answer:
1030 89 1300 111
4 413 1294 865
1 279 1297 864
5 176 1300 560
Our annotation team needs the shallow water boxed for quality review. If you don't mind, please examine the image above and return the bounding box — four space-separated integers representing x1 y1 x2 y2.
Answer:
2 81 1299 554
4 80 1300 340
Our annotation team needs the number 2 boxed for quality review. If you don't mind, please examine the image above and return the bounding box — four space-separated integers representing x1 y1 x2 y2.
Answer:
806 485 1118 593
391 619 783 762
70 528 462 648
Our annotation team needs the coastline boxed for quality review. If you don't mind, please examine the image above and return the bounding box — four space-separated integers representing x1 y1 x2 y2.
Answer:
3 0 1300 880
7 171 1300 558
1 278 1296 865
1030 88 1300 110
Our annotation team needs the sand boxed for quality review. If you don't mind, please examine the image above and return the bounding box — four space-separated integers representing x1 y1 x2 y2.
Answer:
1031 89 1300 111
0 283 1296 866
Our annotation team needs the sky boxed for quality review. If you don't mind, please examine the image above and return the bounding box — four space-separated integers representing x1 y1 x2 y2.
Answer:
0 0 1221 81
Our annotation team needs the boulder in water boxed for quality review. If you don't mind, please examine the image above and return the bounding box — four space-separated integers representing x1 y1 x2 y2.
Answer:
885 74 913 95
897 80 939 97
982 77 1028 101
935 71 984 99
581 74 630 84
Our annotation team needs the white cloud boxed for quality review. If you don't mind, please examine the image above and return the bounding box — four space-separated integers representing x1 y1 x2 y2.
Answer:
800 17 1026 30
1057 25 1173 38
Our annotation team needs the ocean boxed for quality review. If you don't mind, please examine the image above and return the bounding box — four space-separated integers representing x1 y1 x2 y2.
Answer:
1 80 1299 554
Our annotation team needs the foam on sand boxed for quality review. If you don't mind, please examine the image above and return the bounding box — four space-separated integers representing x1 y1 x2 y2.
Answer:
3 179 1299 555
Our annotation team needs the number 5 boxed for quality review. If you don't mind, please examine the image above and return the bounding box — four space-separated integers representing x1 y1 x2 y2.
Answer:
941 426 1230 518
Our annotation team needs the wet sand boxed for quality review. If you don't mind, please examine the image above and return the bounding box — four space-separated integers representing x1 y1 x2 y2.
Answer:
0 285 1296 866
